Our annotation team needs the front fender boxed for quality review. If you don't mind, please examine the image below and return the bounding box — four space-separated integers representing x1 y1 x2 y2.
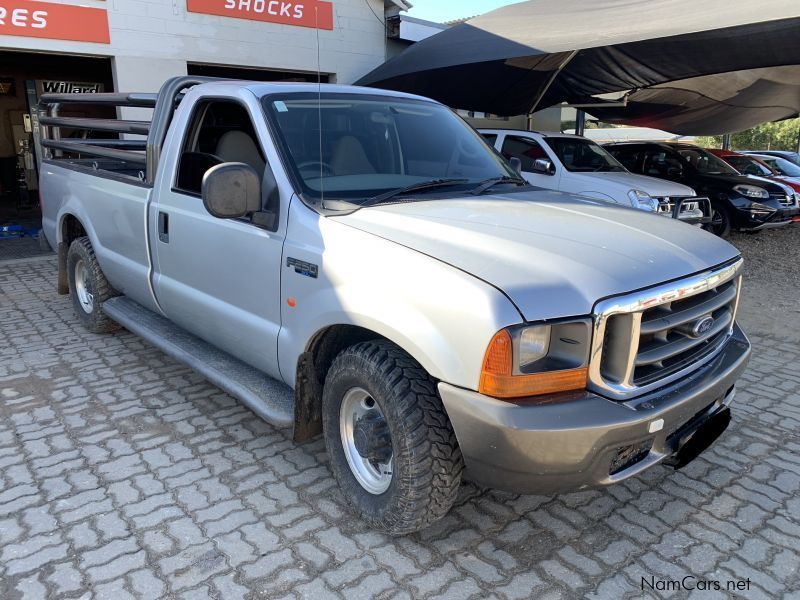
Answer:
278 210 522 390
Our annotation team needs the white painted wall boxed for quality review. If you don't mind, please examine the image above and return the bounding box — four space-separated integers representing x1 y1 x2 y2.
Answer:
0 0 388 93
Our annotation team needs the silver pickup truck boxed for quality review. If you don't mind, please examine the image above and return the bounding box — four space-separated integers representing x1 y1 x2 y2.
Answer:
40 77 751 535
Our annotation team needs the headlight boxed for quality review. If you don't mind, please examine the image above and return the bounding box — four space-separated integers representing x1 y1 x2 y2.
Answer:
733 184 769 199
627 189 659 212
479 320 591 399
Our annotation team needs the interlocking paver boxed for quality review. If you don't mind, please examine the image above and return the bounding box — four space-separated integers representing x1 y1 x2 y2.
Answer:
1 251 799 599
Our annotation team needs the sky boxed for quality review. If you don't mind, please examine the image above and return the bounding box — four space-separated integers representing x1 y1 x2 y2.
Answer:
404 0 521 23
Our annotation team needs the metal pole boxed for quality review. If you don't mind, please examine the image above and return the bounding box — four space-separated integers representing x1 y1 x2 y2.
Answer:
722 134 731 150
575 110 586 137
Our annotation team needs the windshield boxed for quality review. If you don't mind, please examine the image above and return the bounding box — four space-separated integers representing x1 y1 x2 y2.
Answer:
757 155 800 177
262 93 516 203
543 137 626 172
725 155 773 177
673 146 738 175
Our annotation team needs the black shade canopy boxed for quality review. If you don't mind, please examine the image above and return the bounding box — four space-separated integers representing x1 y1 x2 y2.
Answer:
358 0 800 123
584 66 800 135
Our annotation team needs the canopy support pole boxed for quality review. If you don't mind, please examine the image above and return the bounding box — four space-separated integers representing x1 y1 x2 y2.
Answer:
526 50 579 131
575 110 586 136
722 134 731 150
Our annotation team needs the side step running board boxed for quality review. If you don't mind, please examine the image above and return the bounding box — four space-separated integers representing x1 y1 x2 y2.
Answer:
103 296 293 428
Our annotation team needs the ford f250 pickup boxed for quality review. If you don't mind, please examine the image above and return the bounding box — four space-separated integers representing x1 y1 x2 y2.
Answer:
40 77 751 535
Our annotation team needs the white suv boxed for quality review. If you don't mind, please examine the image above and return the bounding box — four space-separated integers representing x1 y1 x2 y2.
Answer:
480 129 707 222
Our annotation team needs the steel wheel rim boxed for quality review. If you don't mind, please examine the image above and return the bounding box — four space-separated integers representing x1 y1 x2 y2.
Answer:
339 387 393 495
74 259 94 314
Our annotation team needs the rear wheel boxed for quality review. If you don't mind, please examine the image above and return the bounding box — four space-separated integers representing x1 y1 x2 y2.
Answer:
67 237 120 333
704 203 731 237
322 340 463 535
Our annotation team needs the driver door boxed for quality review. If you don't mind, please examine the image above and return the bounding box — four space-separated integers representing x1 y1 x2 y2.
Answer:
150 98 285 380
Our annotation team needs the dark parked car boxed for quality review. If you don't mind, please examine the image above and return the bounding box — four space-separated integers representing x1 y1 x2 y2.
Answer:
605 142 799 236
742 150 800 167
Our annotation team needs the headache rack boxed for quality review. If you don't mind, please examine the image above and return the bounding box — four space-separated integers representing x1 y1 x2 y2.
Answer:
38 76 218 185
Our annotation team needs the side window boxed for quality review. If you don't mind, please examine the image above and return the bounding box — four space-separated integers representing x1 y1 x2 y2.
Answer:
501 135 548 172
609 148 640 172
480 133 498 146
175 100 266 195
641 149 683 177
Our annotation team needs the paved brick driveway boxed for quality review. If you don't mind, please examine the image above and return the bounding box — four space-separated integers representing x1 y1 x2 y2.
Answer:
1 256 798 599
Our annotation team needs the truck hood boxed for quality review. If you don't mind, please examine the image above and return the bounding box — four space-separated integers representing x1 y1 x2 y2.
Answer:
336 192 740 321
576 171 696 197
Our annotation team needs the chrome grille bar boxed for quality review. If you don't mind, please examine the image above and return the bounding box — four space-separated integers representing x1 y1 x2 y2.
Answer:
589 259 743 400
639 282 737 335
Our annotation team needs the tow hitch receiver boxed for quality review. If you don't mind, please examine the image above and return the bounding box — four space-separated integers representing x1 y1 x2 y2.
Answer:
663 407 731 470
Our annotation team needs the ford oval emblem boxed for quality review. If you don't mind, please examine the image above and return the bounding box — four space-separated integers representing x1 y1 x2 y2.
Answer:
692 316 715 337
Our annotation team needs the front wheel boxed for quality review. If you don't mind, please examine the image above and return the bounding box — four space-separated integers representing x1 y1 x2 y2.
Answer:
703 203 731 237
322 340 463 535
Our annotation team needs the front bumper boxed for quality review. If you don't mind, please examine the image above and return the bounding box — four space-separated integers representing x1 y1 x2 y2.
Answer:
736 203 799 230
439 324 751 494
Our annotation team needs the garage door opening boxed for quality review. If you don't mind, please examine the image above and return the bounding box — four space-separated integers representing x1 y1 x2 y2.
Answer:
0 50 113 218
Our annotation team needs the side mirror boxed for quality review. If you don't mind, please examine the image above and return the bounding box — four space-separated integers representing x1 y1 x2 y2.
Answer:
509 157 522 174
202 162 261 219
533 158 555 175
667 166 683 177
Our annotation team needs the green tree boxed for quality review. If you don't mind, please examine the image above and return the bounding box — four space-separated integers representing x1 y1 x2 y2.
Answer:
695 118 800 151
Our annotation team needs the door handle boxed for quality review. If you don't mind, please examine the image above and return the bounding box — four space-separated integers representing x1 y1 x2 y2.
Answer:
158 211 169 243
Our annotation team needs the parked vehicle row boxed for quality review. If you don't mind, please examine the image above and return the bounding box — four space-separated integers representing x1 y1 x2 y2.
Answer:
40 79 752 534
479 129 708 224
604 142 799 237
479 128 800 238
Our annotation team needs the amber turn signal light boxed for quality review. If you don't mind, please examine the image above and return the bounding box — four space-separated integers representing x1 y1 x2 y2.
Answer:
478 329 587 399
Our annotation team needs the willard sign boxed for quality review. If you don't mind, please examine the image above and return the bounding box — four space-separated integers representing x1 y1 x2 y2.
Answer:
0 0 109 43
187 0 334 30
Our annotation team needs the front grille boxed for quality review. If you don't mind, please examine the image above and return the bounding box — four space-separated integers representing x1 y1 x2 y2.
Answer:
589 260 742 400
633 279 737 385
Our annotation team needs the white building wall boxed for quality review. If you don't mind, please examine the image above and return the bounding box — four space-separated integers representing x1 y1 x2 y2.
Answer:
0 0 387 92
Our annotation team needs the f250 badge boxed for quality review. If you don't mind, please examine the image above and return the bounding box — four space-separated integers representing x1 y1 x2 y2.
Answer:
286 257 318 279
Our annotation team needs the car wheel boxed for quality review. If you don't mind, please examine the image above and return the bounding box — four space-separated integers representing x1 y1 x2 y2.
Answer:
704 204 731 237
322 340 464 535
67 237 120 334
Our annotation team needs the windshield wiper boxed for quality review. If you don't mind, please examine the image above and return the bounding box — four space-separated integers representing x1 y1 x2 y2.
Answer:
470 175 527 195
360 178 469 208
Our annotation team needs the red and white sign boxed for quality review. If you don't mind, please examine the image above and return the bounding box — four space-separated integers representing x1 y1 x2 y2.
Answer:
0 0 109 43
187 0 334 30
